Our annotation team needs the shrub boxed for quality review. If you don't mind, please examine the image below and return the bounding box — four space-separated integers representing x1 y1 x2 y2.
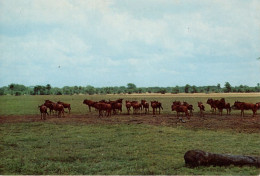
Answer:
15 92 21 96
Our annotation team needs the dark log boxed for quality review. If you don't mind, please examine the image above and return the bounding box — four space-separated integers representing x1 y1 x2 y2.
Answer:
184 150 260 167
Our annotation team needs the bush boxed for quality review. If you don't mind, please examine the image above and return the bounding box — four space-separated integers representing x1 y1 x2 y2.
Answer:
0 88 4 95
158 89 166 94
56 91 62 95
15 92 21 96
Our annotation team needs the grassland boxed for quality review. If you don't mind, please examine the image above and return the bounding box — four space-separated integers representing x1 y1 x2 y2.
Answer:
0 93 260 175
0 93 259 115
1 122 260 175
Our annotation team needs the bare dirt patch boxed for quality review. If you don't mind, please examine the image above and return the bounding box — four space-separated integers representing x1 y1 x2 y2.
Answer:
1 113 260 133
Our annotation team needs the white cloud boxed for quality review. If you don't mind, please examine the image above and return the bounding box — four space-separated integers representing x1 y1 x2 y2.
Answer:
96 11 168 48
0 0 259 87
158 68 179 75
0 0 115 25
127 58 139 66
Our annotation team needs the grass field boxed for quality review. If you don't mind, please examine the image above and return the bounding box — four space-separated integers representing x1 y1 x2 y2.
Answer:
0 93 259 115
1 122 260 175
0 93 260 175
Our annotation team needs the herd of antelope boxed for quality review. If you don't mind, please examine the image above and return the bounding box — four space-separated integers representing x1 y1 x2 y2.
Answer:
38 100 71 119
38 98 260 120
83 99 163 117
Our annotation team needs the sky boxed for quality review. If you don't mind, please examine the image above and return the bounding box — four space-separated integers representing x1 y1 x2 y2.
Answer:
0 0 260 88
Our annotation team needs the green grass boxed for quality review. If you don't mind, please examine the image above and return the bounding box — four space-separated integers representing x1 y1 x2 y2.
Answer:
1 122 260 175
0 93 259 115
1 94 260 175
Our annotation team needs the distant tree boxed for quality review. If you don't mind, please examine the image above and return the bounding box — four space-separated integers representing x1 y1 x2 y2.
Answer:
119 86 126 94
104 87 112 94
171 86 179 94
127 83 137 90
46 84 51 95
237 85 245 92
217 83 221 92
78 86 83 94
127 90 133 94
191 85 197 93
256 83 260 92
244 86 254 93
204 86 210 93
73 86 79 94
0 88 4 95
33 85 46 95
224 82 232 93
95 89 100 94
3 82 260 95
86 85 95 95
56 91 62 95
9 84 15 95
62 86 72 95
15 91 21 96
159 88 166 94
39 86 46 95
127 83 137 94
116 89 122 94
34 85 40 95
184 84 190 93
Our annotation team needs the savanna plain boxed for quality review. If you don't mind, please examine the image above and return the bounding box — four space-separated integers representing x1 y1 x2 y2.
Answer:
0 93 260 175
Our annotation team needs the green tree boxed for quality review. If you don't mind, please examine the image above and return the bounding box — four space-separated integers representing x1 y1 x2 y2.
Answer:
159 88 166 94
256 83 260 92
217 83 221 92
238 85 245 93
0 88 5 95
33 85 45 95
184 84 190 93
86 85 95 95
206 86 210 93
34 85 40 95
73 86 79 94
15 91 21 96
171 86 179 94
224 82 232 93
52 87 62 95
138 88 143 94
104 87 112 94
127 83 137 94
9 84 15 95
117 89 122 94
79 86 83 94
56 91 62 95
46 84 51 95
39 86 46 95
191 85 197 93
62 86 72 95
127 83 137 90
119 86 126 94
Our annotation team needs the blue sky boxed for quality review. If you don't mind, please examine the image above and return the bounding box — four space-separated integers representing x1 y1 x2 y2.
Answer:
0 0 260 88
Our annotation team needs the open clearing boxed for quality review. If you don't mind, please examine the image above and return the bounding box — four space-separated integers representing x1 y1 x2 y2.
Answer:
1 93 260 175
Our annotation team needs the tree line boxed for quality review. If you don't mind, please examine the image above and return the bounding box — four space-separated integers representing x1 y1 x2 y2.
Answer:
0 82 260 96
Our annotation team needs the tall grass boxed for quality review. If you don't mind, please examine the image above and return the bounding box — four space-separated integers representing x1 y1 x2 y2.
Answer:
1 122 259 175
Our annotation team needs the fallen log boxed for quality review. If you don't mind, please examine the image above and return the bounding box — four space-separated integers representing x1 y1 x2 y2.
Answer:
184 150 260 167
